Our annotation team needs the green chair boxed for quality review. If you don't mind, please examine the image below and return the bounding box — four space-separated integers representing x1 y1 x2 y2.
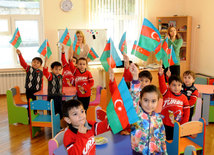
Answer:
6 88 28 125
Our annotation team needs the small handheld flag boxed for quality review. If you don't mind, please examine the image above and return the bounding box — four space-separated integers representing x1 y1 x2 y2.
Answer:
100 38 122 72
168 45 178 66
9 28 22 48
38 39 52 58
73 34 80 55
59 28 71 46
160 38 170 68
119 32 127 55
107 78 139 134
131 40 150 61
87 47 99 61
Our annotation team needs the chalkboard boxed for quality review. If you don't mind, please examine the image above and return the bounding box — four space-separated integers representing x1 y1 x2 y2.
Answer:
58 29 107 64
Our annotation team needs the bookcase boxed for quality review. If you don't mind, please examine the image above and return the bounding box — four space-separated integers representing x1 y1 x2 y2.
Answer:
156 16 192 77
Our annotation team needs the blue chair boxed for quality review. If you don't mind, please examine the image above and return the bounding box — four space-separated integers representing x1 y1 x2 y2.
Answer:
29 99 60 138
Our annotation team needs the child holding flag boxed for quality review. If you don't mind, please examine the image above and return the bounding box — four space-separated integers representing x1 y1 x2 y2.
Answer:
69 52 94 111
109 64 167 154
61 45 75 87
43 57 63 118
16 49 43 103
158 67 190 140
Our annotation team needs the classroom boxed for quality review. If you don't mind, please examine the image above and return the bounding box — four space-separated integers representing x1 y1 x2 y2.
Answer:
0 0 214 154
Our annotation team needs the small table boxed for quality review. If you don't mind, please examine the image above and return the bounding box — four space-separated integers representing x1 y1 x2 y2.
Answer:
96 131 132 155
195 84 214 125
34 87 77 101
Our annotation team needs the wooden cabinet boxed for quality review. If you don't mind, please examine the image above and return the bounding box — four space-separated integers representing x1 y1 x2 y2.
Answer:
156 16 192 77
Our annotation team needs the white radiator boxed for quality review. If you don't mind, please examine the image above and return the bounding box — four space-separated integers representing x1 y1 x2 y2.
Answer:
0 71 26 95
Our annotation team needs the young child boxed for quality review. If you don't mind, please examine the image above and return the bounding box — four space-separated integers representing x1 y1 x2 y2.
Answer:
16 49 43 102
123 54 152 89
61 45 74 87
69 54 94 111
181 70 199 121
43 57 63 118
62 99 110 155
109 64 167 154
158 67 190 140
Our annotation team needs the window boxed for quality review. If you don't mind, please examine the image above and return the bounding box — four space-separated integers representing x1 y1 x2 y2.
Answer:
89 0 144 62
0 0 42 69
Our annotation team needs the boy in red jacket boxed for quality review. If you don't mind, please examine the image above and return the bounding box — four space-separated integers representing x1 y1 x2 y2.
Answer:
69 56 94 111
62 99 110 155
158 67 190 140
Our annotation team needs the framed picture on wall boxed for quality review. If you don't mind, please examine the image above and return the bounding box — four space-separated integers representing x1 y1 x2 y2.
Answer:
168 21 176 27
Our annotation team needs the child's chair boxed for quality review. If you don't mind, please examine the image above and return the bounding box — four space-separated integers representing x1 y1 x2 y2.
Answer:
184 145 197 155
87 88 107 121
12 86 27 105
6 88 28 125
166 118 206 155
192 98 202 121
89 85 102 106
48 129 67 155
29 99 60 138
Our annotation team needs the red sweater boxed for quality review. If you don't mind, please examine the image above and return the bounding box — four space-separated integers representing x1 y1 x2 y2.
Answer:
61 53 74 87
69 61 94 97
63 119 110 155
159 74 190 127
123 67 133 82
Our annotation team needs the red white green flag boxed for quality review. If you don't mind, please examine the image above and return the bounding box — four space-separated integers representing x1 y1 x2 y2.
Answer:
100 38 122 72
9 28 22 48
38 39 52 58
107 78 139 134
59 28 71 46
87 47 99 61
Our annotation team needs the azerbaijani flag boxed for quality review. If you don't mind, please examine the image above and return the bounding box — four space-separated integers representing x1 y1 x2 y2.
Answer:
73 34 80 55
100 38 122 72
160 38 170 68
119 32 127 55
59 28 71 46
154 41 162 61
38 39 52 58
131 40 150 61
168 45 178 66
137 18 161 60
107 78 139 134
9 28 22 48
87 47 99 61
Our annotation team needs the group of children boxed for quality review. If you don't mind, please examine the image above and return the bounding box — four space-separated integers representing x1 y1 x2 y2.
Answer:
16 44 199 154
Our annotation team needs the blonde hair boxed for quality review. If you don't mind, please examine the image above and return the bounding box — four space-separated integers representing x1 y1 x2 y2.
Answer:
167 26 181 40
76 30 86 44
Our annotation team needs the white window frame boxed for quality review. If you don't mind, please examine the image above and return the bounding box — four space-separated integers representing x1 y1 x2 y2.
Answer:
0 0 44 69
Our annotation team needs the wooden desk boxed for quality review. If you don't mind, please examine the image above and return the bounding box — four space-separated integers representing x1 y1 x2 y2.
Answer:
96 131 132 155
195 84 214 125
34 87 77 101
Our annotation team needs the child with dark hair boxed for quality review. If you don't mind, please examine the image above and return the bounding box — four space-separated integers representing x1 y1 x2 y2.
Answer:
158 67 190 140
69 51 94 111
62 99 110 155
43 57 63 118
16 49 43 102
109 64 167 154
181 70 199 121
61 45 75 87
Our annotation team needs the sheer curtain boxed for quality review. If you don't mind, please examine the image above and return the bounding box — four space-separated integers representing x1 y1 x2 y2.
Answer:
89 0 144 62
